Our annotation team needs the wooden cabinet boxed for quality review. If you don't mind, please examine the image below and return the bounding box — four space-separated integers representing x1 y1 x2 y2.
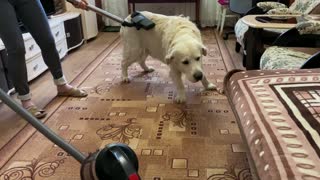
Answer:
65 0 98 40
0 12 83 93
64 14 84 50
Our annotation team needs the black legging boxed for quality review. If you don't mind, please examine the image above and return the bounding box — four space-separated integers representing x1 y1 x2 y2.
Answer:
0 0 64 99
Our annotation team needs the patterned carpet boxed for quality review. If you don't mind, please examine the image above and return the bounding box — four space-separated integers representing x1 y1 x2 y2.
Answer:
0 30 251 180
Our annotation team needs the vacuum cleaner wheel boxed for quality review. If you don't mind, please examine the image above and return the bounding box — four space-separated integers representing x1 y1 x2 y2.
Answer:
95 143 139 180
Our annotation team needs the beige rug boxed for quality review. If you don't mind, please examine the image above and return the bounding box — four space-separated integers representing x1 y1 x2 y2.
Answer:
0 30 251 180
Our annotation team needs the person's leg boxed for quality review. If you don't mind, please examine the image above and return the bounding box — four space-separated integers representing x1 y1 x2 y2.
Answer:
14 0 87 96
0 0 35 109
14 0 64 82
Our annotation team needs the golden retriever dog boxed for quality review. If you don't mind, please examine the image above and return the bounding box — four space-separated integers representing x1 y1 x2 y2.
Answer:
120 11 216 103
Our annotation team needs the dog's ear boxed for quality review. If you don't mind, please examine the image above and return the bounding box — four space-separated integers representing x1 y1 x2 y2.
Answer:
165 52 174 64
201 45 208 56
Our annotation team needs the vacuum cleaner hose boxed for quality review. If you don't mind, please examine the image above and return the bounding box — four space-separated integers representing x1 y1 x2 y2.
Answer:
0 88 140 180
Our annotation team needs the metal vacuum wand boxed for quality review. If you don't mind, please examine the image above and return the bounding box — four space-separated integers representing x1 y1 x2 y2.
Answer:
66 0 155 30
0 88 86 163
67 0 124 23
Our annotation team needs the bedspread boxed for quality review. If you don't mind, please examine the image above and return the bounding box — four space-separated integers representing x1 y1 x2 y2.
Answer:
224 69 320 180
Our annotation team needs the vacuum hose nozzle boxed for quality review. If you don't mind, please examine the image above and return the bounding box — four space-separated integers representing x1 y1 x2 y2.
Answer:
81 144 140 180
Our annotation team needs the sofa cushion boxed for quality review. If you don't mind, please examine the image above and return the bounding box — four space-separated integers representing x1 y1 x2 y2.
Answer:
296 20 320 35
260 46 312 70
257 2 287 11
289 0 320 14
267 8 301 15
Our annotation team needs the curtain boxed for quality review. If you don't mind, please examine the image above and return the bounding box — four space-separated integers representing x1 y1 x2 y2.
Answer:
102 0 129 26
102 0 218 27
200 0 217 27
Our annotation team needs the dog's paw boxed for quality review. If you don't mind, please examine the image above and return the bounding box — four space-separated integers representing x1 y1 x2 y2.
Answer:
175 95 186 104
122 77 130 83
217 87 224 94
206 83 217 91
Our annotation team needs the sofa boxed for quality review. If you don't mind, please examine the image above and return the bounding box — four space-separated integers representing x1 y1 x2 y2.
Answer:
224 68 320 179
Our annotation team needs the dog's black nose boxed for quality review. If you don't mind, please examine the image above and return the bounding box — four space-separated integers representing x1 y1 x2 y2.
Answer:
193 71 203 81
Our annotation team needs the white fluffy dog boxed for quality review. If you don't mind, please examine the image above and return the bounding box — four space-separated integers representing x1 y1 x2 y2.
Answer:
120 11 216 103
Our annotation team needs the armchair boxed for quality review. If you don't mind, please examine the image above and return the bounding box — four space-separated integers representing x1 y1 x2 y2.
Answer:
259 20 320 70
234 0 320 53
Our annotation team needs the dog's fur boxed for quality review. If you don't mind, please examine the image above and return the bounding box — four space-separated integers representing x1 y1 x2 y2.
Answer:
120 11 216 103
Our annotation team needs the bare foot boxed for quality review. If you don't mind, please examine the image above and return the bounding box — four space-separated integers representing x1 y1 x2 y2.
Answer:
57 83 73 93
21 99 35 109
21 99 47 119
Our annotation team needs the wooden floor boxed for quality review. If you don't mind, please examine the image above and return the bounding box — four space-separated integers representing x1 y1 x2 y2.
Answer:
0 32 119 149
0 30 242 151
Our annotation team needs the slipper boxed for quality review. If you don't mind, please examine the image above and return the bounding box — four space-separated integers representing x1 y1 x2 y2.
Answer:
26 105 47 119
57 87 88 97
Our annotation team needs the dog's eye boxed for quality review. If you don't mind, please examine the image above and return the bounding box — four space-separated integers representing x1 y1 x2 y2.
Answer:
182 60 189 65
195 57 200 61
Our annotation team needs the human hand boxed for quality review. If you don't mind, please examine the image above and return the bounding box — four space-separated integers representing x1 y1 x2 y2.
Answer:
72 0 88 10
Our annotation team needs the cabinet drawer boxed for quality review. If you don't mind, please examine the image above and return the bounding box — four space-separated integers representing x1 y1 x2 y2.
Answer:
51 23 65 43
24 38 41 60
26 54 48 81
56 38 68 59
25 38 67 81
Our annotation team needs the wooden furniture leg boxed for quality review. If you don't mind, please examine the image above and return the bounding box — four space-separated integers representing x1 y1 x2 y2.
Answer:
196 0 200 27
245 27 263 70
95 0 104 30
128 3 131 14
